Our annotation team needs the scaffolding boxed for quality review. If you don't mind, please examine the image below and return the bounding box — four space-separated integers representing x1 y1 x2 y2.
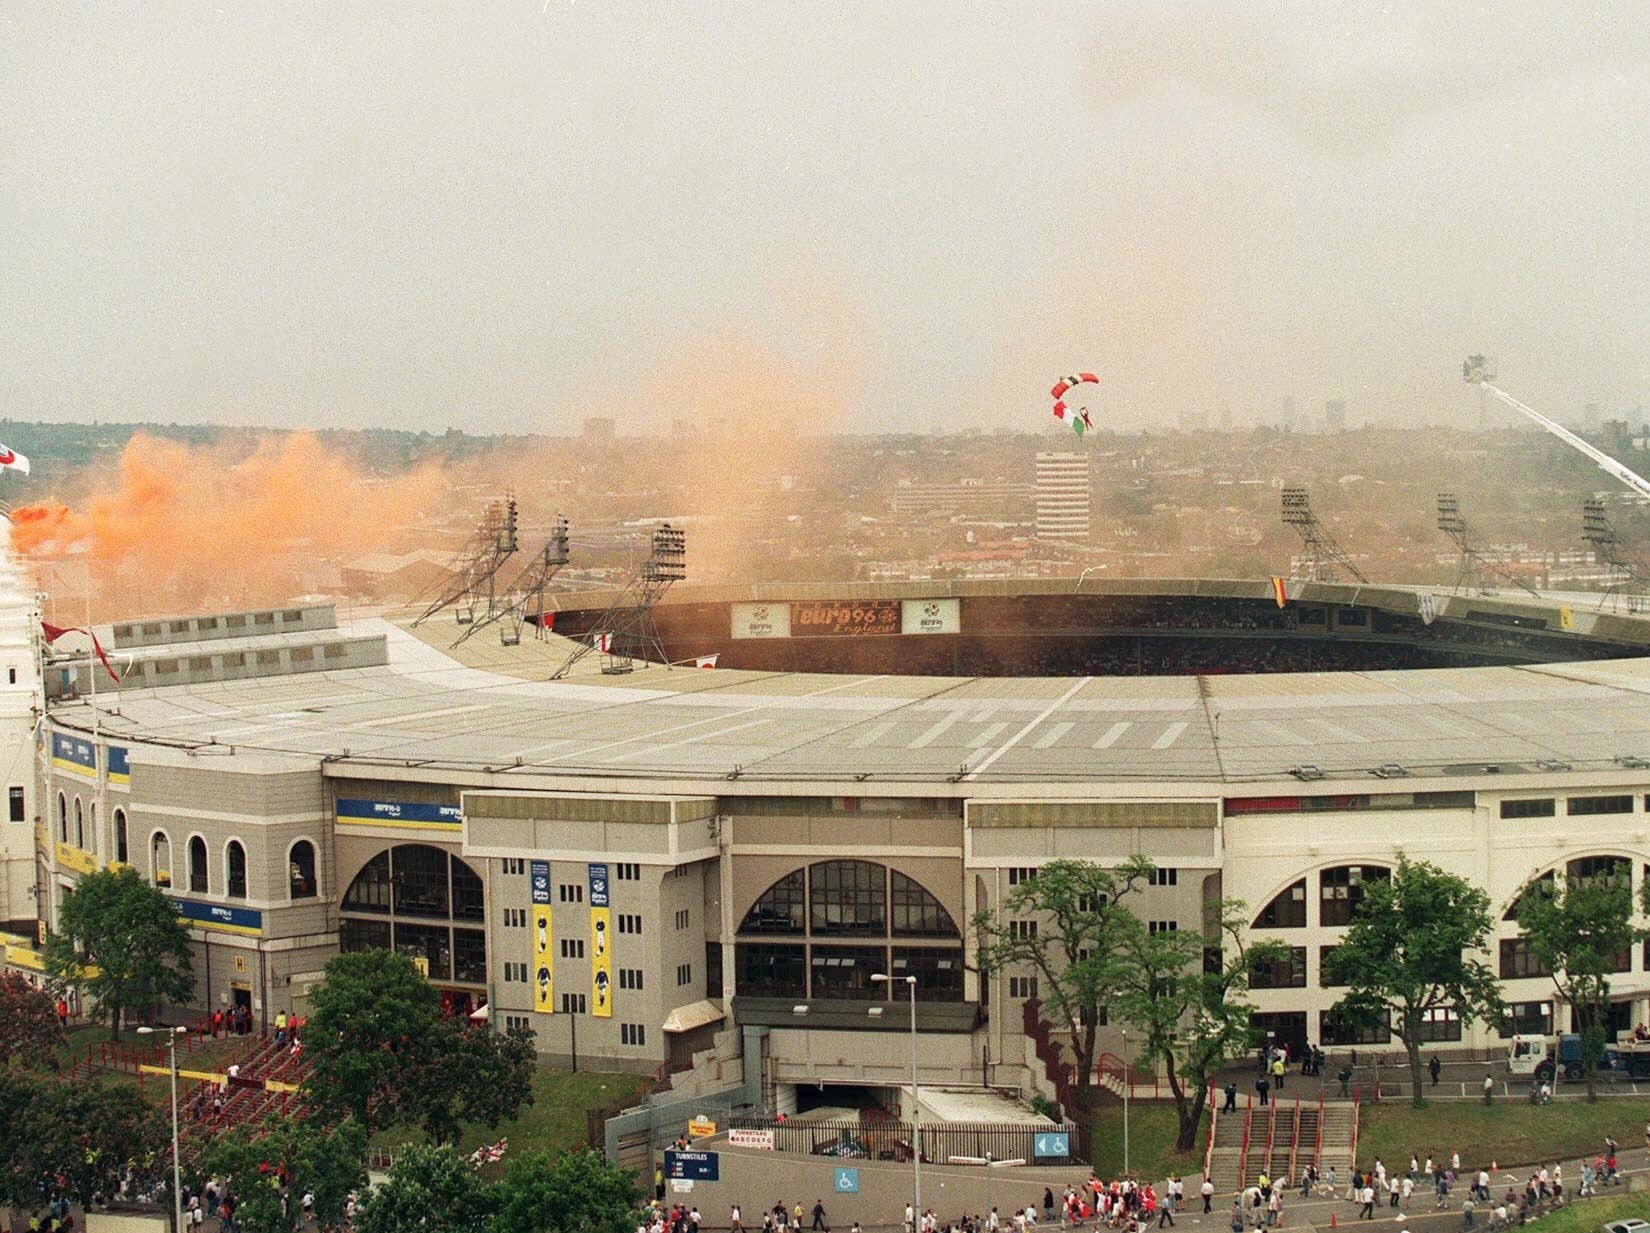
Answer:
551 524 686 678
452 515 571 646
412 497 520 627
1436 493 1540 598
1280 487 1367 583
1581 497 1650 612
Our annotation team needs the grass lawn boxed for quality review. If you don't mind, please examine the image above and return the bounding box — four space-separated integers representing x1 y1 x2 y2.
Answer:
1089 1102 1209 1182
1526 1192 1650 1233
369 1066 647 1162
1356 1097 1650 1172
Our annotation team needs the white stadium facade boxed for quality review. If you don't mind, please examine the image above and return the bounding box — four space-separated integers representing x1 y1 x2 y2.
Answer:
10 562 1650 1111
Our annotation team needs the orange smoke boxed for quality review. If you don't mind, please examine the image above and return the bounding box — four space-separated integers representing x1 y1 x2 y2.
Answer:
12 431 448 622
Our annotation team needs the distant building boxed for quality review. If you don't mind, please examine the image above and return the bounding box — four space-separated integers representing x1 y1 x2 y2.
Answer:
1035 451 1091 539
1324 400 1347 433
889 479 1035 518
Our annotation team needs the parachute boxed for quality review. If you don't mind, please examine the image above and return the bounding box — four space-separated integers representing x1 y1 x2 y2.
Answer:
1051 373 1098 437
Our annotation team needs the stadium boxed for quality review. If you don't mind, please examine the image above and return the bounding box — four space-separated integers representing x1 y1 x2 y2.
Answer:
12 563 1650 1129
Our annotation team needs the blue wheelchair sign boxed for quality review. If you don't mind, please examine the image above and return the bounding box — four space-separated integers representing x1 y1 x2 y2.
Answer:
1034 1131 1071 1159
833 1167 859 1194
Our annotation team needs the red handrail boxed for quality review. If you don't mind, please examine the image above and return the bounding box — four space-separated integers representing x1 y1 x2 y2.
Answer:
1286 1093 1302 1185
1237 1088 1254 1186
1203 1083 1219 1181
1313 1088 1324 1171
1348 1100 1360 1175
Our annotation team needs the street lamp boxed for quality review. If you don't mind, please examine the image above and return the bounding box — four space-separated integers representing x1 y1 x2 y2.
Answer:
137 1024 188 1233
948 1154 1025 1223
873 973 920 1228
1121 1028 1130 1176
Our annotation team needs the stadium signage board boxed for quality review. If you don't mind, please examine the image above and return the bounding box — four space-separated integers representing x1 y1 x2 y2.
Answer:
792 600 900 637
728 1128 773 1150
730 602 791 639
901 598 960 635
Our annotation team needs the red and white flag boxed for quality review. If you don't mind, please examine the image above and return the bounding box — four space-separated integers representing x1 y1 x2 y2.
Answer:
695 654 719 669
591 631 612 652
0 442 29 475
41 621 121 681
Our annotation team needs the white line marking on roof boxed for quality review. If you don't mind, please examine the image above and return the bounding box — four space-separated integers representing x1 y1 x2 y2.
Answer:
964 678 1091 779
1152 721 1189 749
343 703 488 730
1033 721 1073 750
970 722 1010 748
909 711 962 748
851 721 897 748
1093 721 1131 749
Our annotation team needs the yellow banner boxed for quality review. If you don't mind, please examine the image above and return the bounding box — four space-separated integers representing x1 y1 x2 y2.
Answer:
55 842 98 876
590 906 612 1018
1559 606 1575 631
532 905 554 1013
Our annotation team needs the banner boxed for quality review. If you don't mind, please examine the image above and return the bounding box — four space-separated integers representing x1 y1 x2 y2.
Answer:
792 600 900 637
531 860 554 1014
335 798 461 832
1418 592 1438 626
1270 576 1289 609
589 863 612 1018
51 733 96 779
901 598 960 635
730 603 790 640
1559 606 1575 631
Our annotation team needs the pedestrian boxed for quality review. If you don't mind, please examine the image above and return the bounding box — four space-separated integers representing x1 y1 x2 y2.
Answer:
654 1168 664 1203
1268 1191 1283 1228
1223 1082 1238 1113
1462 1199 1475 1229
731 1205 743 1233
1360 1184 1376 1221
1484 1074 1495 1104
1256 1076 1270 1107
1157 1196 1174 1228
1429 1056 1442 1088
1336 1066 1353 1098
905 1203 915 1233
1231 1198 1245 1233
1272 1056 1285 1092
1045 1187 1056 1222
811 1200 827 1232
1202 1180 1215 1213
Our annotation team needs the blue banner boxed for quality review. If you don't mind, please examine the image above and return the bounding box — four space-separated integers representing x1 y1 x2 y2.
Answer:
335 798 461 831
664 1151 719 1181
172 898 263 937
108 745 130 784
588 862 609 908
51 733 96 777
530 860 551 905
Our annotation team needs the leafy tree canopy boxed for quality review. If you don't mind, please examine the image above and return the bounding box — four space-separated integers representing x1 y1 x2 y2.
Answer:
489 1149 641 1233
0 972 66 1069
44 865 194 1040
0 1073 168 1208
354 1145 496 1233
203 1116 367 1233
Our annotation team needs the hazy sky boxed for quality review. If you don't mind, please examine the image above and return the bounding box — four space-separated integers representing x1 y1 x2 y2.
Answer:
3 3 1648 436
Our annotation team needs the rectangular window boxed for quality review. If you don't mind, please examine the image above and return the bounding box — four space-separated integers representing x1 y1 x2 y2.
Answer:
502 962 528 982
1501 1000 1554 1038
674 908 690 930
619 968 645 990
676 963 693 987
1416 1007 1462 1042
736 943 806 998
1148 868 1179 887
7 786 22 823
1319 1009 1390 1046
1008 975 1038 999
1567 795 1634 816
560 992 586 1014
1250 946 1308 990
617 914 642 935
1320 865 1389 927
560 938 585 960
621 1023 646 1046
1009 920 1038 940
503 1014 534 1035
503 908 527 928
1500 798 1555 819
1149 920 1178 934
1318 945 1347 988
1007 867 1037 886
1499 938 1551 979
615 862 641 881
559 884 585 904
502 858 526 875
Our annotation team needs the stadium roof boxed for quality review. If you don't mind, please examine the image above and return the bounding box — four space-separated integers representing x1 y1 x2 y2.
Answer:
45 603 1650 793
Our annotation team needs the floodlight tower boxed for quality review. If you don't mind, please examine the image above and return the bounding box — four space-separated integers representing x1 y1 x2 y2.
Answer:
1582 497 1649 611
1280 487 1367 583
413 496 520 626
453 515 572 647
1436 492 1540 598
551 523 687 679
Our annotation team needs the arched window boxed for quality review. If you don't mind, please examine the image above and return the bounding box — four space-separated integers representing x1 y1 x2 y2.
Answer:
288 840 317 899
1253 879 1307 929
810 860 886 936
114 809 128 865
1506 870 1554 921
338 845 487 985
74 797 84 849
57 792 67 842
188 835 208 894
1319 864 1389 927
1568 855 1630 886
226 841 247 899
740 870 805 934
151 831 172 887
890 870 957 936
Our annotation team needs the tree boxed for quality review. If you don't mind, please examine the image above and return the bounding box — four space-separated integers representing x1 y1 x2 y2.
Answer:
973 857 1153 1129
0 1074 167 1209
1515 864 1645 1101
202 1116 367 1233
353 1144 496 1233
403 1024 538 1146
1324 854 1504 1106
44 866 194 1040
304 949 441 1131
489 1149 640 1233
1115 901 1289 1151
0 972 65 1069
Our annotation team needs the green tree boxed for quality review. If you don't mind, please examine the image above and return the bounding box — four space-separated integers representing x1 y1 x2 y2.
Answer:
974 857 1153 1128
1514 864 1645 1101
354 1144 495 1233
303 949 441 1131
488 1149 640 1233
1324 854 1504 1106
0 1074 167 1209
403 1025 538 1146
1115 901 1289 1150
0 972 65 1069
44 866 194 1040
202 1116 367 1233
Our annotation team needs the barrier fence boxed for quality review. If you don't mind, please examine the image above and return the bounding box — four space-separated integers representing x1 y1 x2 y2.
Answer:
724 1116 1078 1166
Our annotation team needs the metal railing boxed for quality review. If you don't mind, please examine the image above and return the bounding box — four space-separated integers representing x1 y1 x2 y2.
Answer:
724 1116 1078 1165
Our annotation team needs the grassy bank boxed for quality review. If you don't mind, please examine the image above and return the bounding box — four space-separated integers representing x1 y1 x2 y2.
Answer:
1089 1102 1209 1181
1355 1098 1650 1172
1522 1192 1650 1233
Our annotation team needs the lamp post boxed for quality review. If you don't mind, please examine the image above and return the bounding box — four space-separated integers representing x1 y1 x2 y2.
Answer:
1121 1028 1130 1176
873 972 920 1228
137 1024 187 1233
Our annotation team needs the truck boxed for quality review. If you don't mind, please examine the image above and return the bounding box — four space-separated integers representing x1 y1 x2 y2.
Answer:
1507 1032 1650 1082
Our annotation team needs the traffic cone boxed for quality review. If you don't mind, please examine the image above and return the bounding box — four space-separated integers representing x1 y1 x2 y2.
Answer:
1330 1214 1337 1229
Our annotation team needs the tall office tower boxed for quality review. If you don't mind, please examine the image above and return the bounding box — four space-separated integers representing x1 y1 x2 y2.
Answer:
1035 451 1092 539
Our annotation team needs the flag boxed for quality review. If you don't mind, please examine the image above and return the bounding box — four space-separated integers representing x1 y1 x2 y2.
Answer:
1052 401 1067 420
0 442 30 475
592 631 612 652
41 621 121 682
1071 416 1086 437
1559 606 1574 631
1270 576 1288 608
1418 592 1437 626
695 654 719 669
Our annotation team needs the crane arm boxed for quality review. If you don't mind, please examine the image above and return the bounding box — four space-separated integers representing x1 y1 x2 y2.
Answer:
1476 379 1650 502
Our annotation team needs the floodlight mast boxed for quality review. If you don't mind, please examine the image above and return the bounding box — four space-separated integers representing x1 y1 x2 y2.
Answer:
1464 356 1650 502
